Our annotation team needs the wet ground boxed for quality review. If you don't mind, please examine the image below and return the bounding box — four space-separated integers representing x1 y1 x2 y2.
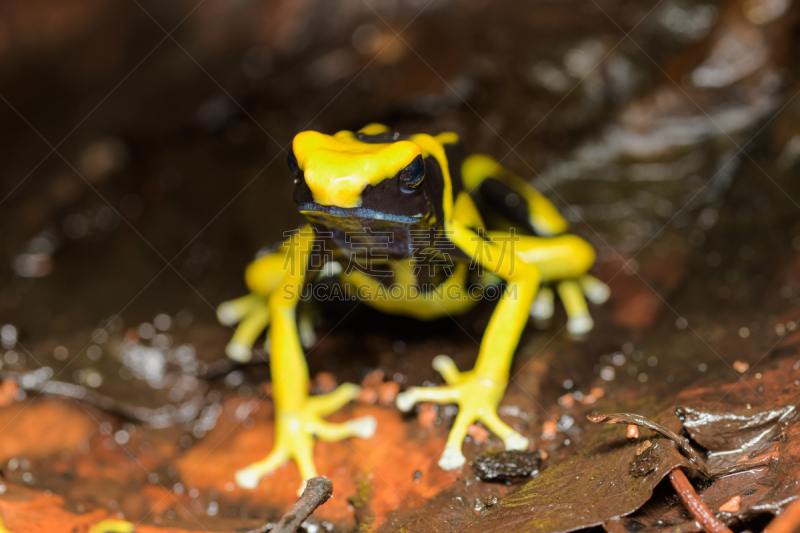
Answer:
1 0 800 531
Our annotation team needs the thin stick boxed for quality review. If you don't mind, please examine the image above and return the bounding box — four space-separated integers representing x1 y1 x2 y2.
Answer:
764 497 800 533
708 452 778 477
662 522 702 533
668 468 732 533
274 476 334 533
588 412 707 472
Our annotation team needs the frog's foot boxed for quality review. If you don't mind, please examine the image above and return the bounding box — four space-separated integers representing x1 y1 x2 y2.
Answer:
234 383 376 492
530 275 609 336
396 355 528 471
217 294 271 363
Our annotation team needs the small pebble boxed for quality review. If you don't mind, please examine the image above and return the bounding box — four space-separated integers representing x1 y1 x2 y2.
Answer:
558 393 575 408
589 387 605 399
636 440 652 456
124 328 139 344
357 387 378 404
733 361 749 373
361 369 384 388
579 394 597 405
0 379 18 405
468 424 490 443
542 420 557 438
314 372 337 394
719 495 741 513
627 425 639 439
259 382 272 396
378 381 400 405
472 450 543 481
417 403 437 428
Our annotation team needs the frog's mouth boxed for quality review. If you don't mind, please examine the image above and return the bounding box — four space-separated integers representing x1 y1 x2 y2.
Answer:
298 202 425 225
299 202 436 259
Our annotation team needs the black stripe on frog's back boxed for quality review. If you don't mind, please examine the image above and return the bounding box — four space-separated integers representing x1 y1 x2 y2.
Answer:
442 140 464 198
476 178 539 235
422 154 446 227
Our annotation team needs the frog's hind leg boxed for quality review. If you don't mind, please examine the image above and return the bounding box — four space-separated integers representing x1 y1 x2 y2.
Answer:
490 231 609 336
462 154 568 236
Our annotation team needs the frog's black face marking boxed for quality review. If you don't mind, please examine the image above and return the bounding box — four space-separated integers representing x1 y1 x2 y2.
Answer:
292 153 445 258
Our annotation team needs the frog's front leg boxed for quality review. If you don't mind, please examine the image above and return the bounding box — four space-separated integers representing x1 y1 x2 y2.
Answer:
397 221 539 469
229 227 376 492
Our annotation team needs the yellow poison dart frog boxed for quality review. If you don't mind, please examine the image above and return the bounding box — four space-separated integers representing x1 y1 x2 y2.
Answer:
217 124 609 491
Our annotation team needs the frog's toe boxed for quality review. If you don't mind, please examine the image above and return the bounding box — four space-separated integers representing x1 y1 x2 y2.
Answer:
225 341 253 363
311 416 377 441
579 274 610 304
504 432 529 451
234 467 262 490
217 303 240 326
217 293 261 326
567 314 593 336
530 286 555 322
432 355 463 385
234 447 289 489
396 386 460 413
308 383 361 416
438 444 466 470
557 280 595 336
480 409 530 451
349 416 377 439
396 390 417 412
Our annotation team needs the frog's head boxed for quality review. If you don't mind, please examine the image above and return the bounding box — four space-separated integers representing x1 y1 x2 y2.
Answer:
289 127 443 257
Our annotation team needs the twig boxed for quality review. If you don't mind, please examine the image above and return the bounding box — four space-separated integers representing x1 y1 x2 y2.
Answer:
668 468 733 533
764 497 800 533
662 522 702 533
588 413 707 472
274 476 334 533
708 452 778 477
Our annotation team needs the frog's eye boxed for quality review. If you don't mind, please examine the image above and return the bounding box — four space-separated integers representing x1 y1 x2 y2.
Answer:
399 155 425 192
287 151 300 177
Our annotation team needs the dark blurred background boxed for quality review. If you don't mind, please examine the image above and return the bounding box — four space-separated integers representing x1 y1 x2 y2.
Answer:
6 0 785 343
1 1 800 528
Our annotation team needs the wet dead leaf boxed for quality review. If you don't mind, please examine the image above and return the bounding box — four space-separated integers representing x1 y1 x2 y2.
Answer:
605 354 800 532
462 413 695 533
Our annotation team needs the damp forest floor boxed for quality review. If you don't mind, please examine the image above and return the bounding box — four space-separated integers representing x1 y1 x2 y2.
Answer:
1 0 800 531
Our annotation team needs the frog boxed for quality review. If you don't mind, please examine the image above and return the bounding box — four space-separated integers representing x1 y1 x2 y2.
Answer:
216 123 609 491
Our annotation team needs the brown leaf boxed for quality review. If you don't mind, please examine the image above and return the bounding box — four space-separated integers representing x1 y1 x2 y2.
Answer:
463 413 695 533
